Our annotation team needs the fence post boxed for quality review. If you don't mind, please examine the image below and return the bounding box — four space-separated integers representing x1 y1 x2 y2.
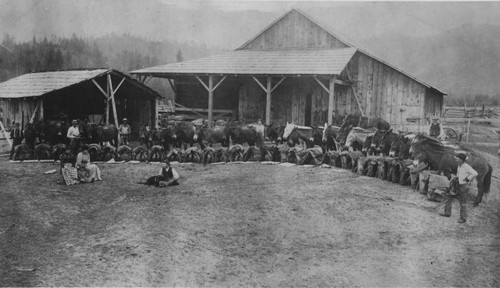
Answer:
466 118 471 142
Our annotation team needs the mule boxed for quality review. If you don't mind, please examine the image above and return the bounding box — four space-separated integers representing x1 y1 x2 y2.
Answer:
362 135 374 155
343 114 391 130
224 124 261 147
282 122 313 149
174 121 199 150
336 122 353 148
198 125 229 148
24 123 37 150
322 124 340 152
264 124 285 145
87 123 119 147
44 120 70 146
377 129 398 156
410 134 493 205
344 127 375 151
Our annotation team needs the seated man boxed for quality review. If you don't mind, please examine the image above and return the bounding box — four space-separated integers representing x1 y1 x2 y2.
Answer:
140 159 180 187
428 116 445 140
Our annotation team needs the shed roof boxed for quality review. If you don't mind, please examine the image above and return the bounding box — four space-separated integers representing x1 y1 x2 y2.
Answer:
131 48 357 77
0 69 161 99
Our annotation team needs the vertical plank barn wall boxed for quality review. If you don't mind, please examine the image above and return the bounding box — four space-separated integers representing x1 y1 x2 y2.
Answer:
0 98 39 128
345 53 432 131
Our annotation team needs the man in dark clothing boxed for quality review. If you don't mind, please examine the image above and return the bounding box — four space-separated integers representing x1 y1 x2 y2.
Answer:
9 122 23 160
140 159 180 187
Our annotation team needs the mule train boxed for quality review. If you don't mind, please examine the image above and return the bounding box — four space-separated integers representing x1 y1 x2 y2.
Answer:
11 114 492 205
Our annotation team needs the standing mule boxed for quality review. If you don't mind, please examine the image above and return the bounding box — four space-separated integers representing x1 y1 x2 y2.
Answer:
322 123 340 152
174 121 200 150
410 134 493 206
282 122 313 149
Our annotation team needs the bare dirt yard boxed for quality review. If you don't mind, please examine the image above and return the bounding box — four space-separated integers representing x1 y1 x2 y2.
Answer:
1 131 500 286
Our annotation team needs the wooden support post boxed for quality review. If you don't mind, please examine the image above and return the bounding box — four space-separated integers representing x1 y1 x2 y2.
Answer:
108 75 119 127
266 76 272 125
30 101 41 124
208 75 214 128
328 77 335 125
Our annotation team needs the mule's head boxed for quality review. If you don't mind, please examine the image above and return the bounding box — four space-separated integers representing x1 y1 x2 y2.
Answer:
362 135 373 153
322 123 328 143
389 135 403 157
282 122 296 140
344 130 356 149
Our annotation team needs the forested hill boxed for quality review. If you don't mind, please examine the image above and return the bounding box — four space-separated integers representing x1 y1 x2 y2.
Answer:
360 24 500 104
0 33 226 82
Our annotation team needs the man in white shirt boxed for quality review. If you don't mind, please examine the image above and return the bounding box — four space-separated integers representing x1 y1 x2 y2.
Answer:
118 118 131 146
67 119 81 153
440 153 478 223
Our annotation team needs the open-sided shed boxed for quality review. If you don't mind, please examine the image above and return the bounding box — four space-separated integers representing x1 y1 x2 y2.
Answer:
131 8 446 131
0 69 161 139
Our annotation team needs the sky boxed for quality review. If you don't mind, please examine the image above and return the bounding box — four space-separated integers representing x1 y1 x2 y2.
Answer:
2 0 500 49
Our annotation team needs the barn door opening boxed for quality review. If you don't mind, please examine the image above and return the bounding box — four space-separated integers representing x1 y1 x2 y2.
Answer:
305 93 312 126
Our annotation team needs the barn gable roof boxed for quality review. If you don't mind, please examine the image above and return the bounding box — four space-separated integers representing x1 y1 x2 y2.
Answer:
131 8 445 95
237 8 350 50
0 69 161 99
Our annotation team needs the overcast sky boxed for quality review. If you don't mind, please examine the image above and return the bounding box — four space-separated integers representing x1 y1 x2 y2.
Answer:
2 0 500 49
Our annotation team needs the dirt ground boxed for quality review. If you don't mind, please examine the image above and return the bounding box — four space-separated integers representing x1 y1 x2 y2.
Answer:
1 137 500 286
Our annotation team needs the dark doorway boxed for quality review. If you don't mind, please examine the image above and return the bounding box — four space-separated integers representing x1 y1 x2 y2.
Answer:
305 93 312 126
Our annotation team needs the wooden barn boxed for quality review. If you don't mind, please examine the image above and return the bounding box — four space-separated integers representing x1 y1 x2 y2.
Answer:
0 69 161 139
131 8 446 131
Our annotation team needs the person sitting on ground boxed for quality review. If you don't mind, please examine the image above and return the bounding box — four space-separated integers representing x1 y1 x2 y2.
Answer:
76 145 102 182
139 159 180 187
61 162 79 185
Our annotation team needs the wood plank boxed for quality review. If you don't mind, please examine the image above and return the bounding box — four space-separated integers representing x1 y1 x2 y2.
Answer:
266 76 272 125
314 77 330 94
208 75 214 128
252 76 267 92
174 107 233 113
195 76 209 92
113 77 126 94
108 74 119 127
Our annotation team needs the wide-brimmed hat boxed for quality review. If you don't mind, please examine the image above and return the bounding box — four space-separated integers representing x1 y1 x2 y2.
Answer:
123 118 128 122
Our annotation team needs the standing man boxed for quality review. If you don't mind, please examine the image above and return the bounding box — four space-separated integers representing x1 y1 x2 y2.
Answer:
119 118 131 146
440 153 478 223
67 119 81 153
9 122 23 160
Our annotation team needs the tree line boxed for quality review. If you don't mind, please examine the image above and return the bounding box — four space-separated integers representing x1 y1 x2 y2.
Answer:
0 33 226 98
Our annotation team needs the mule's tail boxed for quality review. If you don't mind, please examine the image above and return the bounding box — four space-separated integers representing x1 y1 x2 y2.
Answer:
483 163 493 196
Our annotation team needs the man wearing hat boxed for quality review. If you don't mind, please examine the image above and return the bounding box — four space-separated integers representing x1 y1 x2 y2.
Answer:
440 153 478 223
139 159 180 187
429 115 444 140
67 119 81 153
118 118 131 146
